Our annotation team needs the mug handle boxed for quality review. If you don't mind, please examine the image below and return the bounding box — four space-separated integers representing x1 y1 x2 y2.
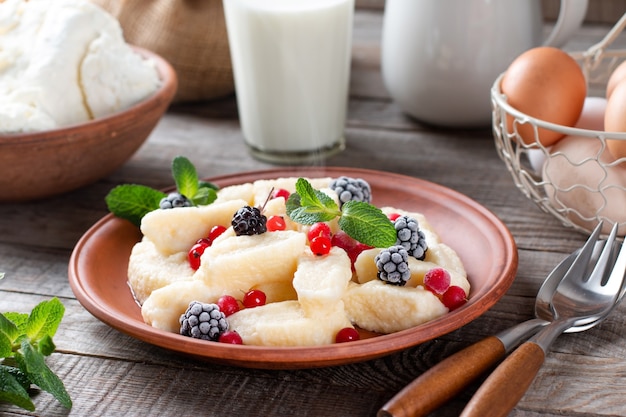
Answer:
543 0 588 47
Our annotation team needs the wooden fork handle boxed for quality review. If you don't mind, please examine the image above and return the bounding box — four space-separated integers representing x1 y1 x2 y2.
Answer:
378 336 506 417
460 341 545 417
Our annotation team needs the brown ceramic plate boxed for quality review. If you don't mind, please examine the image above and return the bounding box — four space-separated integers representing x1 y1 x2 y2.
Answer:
68 167 518 369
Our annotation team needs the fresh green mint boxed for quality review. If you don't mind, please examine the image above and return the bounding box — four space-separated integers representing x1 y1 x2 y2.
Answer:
286 178 396 248
0 298 72 411
105 156 219 227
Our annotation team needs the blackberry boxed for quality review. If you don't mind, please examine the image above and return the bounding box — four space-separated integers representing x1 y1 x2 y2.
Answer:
375 245 410 286
232 205 267 236
179 301 228 341
394 215 428 260
160 192 192 210
330 176 371 207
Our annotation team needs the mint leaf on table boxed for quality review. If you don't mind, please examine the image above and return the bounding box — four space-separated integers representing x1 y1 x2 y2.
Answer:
0 297 71 411
105 184 166 227
16 341 71 409
0 366 35 411
0 314 19 348
286 178 396 248
24 298 64 343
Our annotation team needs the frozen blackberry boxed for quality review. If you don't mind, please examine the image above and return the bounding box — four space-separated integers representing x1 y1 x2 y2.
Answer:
330 176 371 207
375 245 411 286
160 192 192 210
232 205 267 236
180 301 228 341
394 215 428 260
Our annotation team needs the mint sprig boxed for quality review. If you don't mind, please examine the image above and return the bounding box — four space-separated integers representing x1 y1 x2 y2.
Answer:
286 178 396 248
105 156 219 227
0 298 72 411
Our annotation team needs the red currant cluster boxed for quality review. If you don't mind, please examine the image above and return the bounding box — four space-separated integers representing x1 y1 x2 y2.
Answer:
423 267 467 311
187 225 228 270
214 289 268 345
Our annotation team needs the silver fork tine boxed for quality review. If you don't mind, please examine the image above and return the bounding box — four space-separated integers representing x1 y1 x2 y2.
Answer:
585 222 619 286
561 221 604 283
603 226 626 296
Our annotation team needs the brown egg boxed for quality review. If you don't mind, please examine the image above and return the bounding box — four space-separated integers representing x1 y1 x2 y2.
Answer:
501 47 587 146
604 80 626 159
606 60 626 99
543 134 626 235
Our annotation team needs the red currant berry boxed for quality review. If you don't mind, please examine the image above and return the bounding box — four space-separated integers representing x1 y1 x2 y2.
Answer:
267 215 286 232
307 222 332 242
217 295 240 317
387 212 402 221
196 237 212 246
310 236 332 256
219 331 244 344
335 327 360 343
442 286 467 311
243 289 267 308
208 225 227 242
272 188 291 200
331 231 371 264
424 267 451 295
187 241 209 270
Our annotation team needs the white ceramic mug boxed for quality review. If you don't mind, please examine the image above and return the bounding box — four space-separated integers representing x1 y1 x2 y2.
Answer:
381 0 589 127
223 0 354 164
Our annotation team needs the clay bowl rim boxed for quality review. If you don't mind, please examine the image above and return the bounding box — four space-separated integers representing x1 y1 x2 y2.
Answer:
0 45 178 146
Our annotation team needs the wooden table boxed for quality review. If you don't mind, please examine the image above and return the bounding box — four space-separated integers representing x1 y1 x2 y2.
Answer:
2 9 626 417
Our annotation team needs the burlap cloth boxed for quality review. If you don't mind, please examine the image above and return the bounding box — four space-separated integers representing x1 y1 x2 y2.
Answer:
92 0 234 103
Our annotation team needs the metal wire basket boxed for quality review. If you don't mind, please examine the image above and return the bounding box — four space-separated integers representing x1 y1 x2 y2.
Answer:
492 14 626 236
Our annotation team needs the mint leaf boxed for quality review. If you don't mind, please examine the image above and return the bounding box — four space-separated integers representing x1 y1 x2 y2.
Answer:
16 341 72 409
1 299 71 411
0 314 19 344
286 179 341 224
105 184 166 227
25 298 64 343
0 366 34 411
338 201 396 247
0 332 12 357
199 180 219 191
0 365 30 390
295 178 339 211
191 186 218 206
172 156 199 199
3 313 27 334
36 335 56 357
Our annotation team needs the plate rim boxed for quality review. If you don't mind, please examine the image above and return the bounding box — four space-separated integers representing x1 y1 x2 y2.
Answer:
68 167 518 369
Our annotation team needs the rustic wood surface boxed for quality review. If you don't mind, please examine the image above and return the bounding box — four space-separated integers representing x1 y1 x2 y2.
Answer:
2 8 626 417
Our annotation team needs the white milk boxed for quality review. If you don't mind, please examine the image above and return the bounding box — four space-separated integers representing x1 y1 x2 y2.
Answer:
223 0 354 163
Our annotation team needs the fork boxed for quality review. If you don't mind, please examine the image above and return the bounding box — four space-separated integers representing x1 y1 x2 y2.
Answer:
460 223 626 417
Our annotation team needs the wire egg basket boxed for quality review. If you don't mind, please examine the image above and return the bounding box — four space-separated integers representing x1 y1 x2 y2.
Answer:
492 13 626 237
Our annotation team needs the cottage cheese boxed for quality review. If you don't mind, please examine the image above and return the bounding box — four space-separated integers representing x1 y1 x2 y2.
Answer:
0 0 161 133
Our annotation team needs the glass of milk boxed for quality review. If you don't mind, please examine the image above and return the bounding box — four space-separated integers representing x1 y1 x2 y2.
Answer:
223 0 354 164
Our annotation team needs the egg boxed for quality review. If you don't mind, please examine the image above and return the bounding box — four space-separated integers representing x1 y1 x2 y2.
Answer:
575 96 606 131
603 80 626 159
543 134 626 235
606 60 626 99
501 46 587 146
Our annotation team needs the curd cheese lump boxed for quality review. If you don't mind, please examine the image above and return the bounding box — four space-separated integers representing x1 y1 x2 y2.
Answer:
0 0 161 133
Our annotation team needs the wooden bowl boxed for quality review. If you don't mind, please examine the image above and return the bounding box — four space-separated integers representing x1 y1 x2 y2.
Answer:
0 46 177 202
